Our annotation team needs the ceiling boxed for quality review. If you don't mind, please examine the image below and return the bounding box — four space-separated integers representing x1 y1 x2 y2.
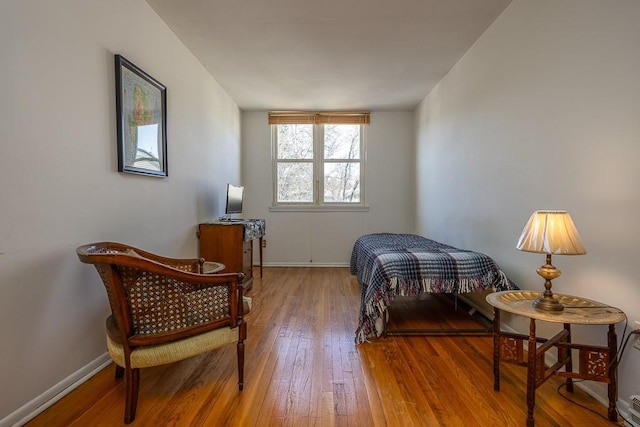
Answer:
145 0 512 111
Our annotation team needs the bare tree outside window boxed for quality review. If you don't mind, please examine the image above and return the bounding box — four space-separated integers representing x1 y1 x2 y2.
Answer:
276 124 314 202
277 162 313 202
277 124 313 160
323 125 360 203
273 122 365 207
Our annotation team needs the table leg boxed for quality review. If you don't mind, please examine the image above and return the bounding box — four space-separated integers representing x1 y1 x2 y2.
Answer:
563 323 574 393
526 318 537 427
493 307 501 391
607 324 618 422
258 237 263 278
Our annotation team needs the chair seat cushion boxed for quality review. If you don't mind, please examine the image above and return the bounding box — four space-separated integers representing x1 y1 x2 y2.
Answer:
107 326 238 369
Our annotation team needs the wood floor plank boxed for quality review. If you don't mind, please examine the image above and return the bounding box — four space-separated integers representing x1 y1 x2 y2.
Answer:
26 267 622 426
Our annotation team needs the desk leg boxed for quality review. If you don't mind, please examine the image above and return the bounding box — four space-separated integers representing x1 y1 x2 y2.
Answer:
607 324 618 422
563 323 574 393
526 318 536 427
258 237 263 278
493 307 501 391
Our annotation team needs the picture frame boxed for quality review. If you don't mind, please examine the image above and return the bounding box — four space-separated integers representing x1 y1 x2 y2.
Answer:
115 55 168 177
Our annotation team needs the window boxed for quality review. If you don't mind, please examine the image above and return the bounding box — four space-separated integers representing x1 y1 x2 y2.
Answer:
269 111 369 210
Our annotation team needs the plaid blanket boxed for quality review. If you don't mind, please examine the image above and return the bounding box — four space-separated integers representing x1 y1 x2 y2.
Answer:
351 233 516 343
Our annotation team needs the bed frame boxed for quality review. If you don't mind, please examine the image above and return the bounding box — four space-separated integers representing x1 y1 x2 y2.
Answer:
381 294 493 337
351 233 516 342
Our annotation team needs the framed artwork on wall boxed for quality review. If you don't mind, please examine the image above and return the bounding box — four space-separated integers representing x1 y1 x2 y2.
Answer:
115 54 168 177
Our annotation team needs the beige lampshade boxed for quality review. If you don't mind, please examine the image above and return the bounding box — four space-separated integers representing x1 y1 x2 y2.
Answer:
516 210 587 255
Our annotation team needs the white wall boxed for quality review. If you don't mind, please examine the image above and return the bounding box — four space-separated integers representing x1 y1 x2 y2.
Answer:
415 0 640 410
241 111 415 265
0 0 241 423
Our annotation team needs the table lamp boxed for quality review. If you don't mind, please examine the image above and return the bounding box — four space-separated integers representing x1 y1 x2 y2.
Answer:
516 210 586 312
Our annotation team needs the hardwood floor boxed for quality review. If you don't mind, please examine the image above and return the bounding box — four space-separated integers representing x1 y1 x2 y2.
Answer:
27 267 621 426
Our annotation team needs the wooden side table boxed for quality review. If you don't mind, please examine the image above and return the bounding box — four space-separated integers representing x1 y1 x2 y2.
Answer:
486 290 625 427
202 261 225 274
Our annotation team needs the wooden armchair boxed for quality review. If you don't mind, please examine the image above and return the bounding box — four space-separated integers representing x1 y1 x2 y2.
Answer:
76 242 247 424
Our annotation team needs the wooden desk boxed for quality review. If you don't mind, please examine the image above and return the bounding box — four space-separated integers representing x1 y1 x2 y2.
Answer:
197 220 265 291
487 290 625 427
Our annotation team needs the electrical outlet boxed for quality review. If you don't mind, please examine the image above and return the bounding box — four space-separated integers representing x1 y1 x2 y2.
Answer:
262 239 267 248
634 321 640 351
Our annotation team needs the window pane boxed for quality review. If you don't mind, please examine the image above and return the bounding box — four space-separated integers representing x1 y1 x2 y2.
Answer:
277 124 313 159
324 124 360 160
324 162 360 202
277 162 313 202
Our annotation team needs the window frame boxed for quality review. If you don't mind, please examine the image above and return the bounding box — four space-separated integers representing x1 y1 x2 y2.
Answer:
270 122 368 212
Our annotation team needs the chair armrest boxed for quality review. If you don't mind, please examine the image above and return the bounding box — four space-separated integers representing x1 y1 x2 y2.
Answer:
77 242 204 272
127 246 204 272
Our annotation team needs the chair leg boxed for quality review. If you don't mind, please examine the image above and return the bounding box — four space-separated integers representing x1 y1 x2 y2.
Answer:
124 367 140 424
237 340 245 391
115 364 124 379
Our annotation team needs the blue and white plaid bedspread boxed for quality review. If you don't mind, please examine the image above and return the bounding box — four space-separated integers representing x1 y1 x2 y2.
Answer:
350 233 516 343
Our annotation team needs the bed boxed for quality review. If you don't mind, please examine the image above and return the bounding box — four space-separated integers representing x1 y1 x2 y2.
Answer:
350 233 516 343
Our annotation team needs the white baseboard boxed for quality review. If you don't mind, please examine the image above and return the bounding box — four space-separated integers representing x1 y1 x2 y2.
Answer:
258 262 350 268
457 292 494 320
1 353 111 427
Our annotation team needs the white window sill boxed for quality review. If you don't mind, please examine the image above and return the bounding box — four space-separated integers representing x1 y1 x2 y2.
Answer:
269 204 370 212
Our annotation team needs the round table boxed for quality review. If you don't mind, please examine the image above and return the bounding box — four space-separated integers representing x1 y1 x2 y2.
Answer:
486 290 625 426
202 261 225 274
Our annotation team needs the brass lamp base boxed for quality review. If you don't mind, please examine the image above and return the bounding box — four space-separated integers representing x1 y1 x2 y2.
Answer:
532 254 564 312
532 294 564 312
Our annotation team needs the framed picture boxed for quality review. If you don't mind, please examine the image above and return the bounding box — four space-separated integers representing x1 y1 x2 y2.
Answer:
115 55 167 177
